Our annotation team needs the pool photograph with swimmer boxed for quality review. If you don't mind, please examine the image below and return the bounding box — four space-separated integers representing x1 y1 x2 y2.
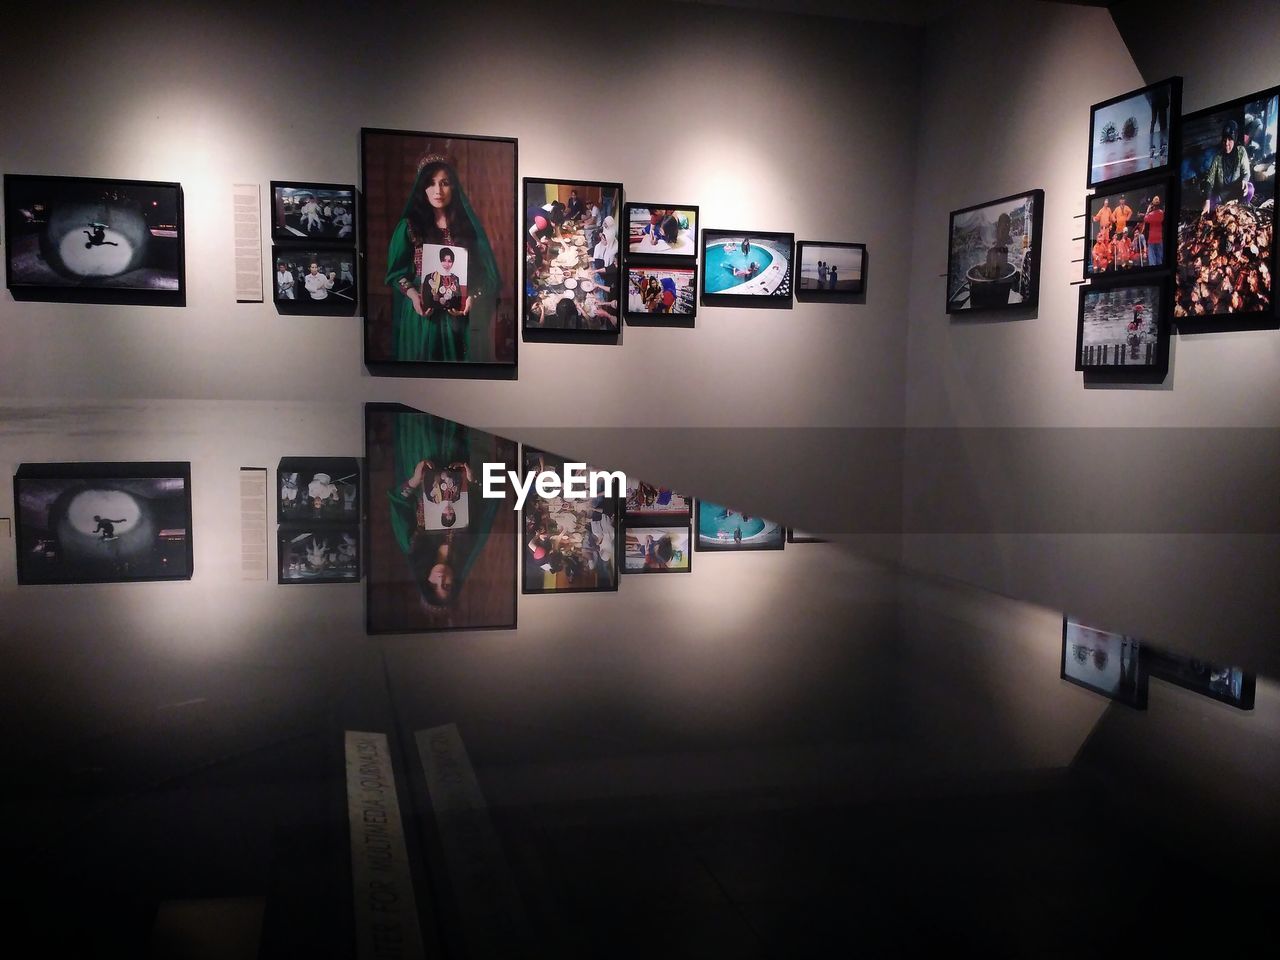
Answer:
701 229 794 306
695 500 785 552
4 174 184 304
946 189 1043 314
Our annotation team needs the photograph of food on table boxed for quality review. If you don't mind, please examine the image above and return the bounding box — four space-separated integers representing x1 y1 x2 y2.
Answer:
524 179 623 331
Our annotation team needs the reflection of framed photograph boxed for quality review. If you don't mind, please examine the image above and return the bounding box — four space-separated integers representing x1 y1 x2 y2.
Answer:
945 189 1043 314
700 229 794 307
787 529 827 543
795 241 866 299
1087 77 1181 188
521 446 620 594
623 525 691 574
624 478 691 521
14 461 194 585
269 181 356 243
271 246 358 314
624 263 697 323
365 404 518 634
523 178 622 334
1084 179 1172 280
1060 618 1147 709
278 524 360 584
695 500 784 552
1147 648 1255 710
4 174 185 306
1175 86 1279 329
360 128 518 370
277 457 360 524
624 203 698 259
1076 278 1169 372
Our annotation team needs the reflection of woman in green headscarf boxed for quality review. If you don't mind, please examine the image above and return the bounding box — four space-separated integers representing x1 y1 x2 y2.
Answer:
385 154 502 362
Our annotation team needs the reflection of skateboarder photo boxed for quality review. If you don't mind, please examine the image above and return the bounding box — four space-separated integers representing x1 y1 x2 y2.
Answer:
83 222 119 248
93 515 126 540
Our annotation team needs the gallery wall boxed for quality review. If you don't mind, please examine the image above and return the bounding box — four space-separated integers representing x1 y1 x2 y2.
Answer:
899 0 1280 671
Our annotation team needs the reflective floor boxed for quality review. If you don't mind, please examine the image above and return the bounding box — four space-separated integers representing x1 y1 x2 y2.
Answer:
1 556 1275 957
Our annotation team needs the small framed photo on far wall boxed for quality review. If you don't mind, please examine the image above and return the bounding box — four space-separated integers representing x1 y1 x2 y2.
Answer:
795 241 866 300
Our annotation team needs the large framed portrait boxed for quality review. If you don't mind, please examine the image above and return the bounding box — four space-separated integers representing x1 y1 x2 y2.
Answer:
1084 179 1172 280
1087 77 1181 188
624 203 698 259
622 525 691 575
4 174 185 306
523 178 622 334
1076 278 1169 373
521 446 620 594
700 229 794 307
1175 86 1279 328
946 189 1043 314
271 246 358 314
278 524 360 584
269 181 356 243
795 241 866 299
624 263 697 324
364 404 517 633
695 500 784 552
360 128 518 372
14 461 193 584
1060 618 1148 709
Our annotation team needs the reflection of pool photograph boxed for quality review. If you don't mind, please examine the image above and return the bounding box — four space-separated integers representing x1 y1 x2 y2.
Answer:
623 525 691 574
278 525 360 584
625 204 698 258
695 500 785 552
270 181 355 242
1076 281 1166 370
1087 78 1179 187
945 190 1043 314
15 462 194 584
4 174 184 304
625 265 697 320
1060 618 1148 709
795 241 866 299
700 229 793 305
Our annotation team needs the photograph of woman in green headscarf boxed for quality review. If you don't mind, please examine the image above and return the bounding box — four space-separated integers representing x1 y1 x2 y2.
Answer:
361 128 517 368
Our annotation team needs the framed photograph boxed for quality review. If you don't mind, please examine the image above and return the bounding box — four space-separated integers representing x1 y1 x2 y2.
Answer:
360 128 518 371
4 174 185 306
365 404 518 633
624 263 697 323
1060 618 1148 709
700 229 794 307
1147 648 1256 710
277 457 360 523
278 524 360 584
1087 77 1181 188
1084 179 1172 280
695 500 784 552
1175 86 1278 327
787 529 827 543
521 446 620 594
946 189 1043 314
1076 278 1169 372
624 203 698 259
623 478 692 521
269 181 356 243
271 246 358 314
14 461 193 585
622 525 691 574
795 241 866 299
523 178 622 333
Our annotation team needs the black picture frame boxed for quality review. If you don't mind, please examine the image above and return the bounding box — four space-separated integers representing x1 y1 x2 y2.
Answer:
623 203 699 261
1076 276 1170 375
4 174 185 307
1087 76 1182 189
278 523 360 584
794 241 866 300
945 189 1043 315
269 180 356 244
1146 648 1256 711
695 500 785 552
360 128 519 377
271 245 359 315
786 529 827 543
700 229 794 308
521 445 621 595
1174 85 1279 332
522 177 623 336
1060 618 1148 710
623 478 692 522
1083 178 1175 281
623 261 698 325
277 457 361 524
622 524 692 575
13 461 194 585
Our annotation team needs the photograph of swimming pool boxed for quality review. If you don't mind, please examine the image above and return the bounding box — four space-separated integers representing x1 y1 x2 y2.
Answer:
700 229 793 306
696 500 785 551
